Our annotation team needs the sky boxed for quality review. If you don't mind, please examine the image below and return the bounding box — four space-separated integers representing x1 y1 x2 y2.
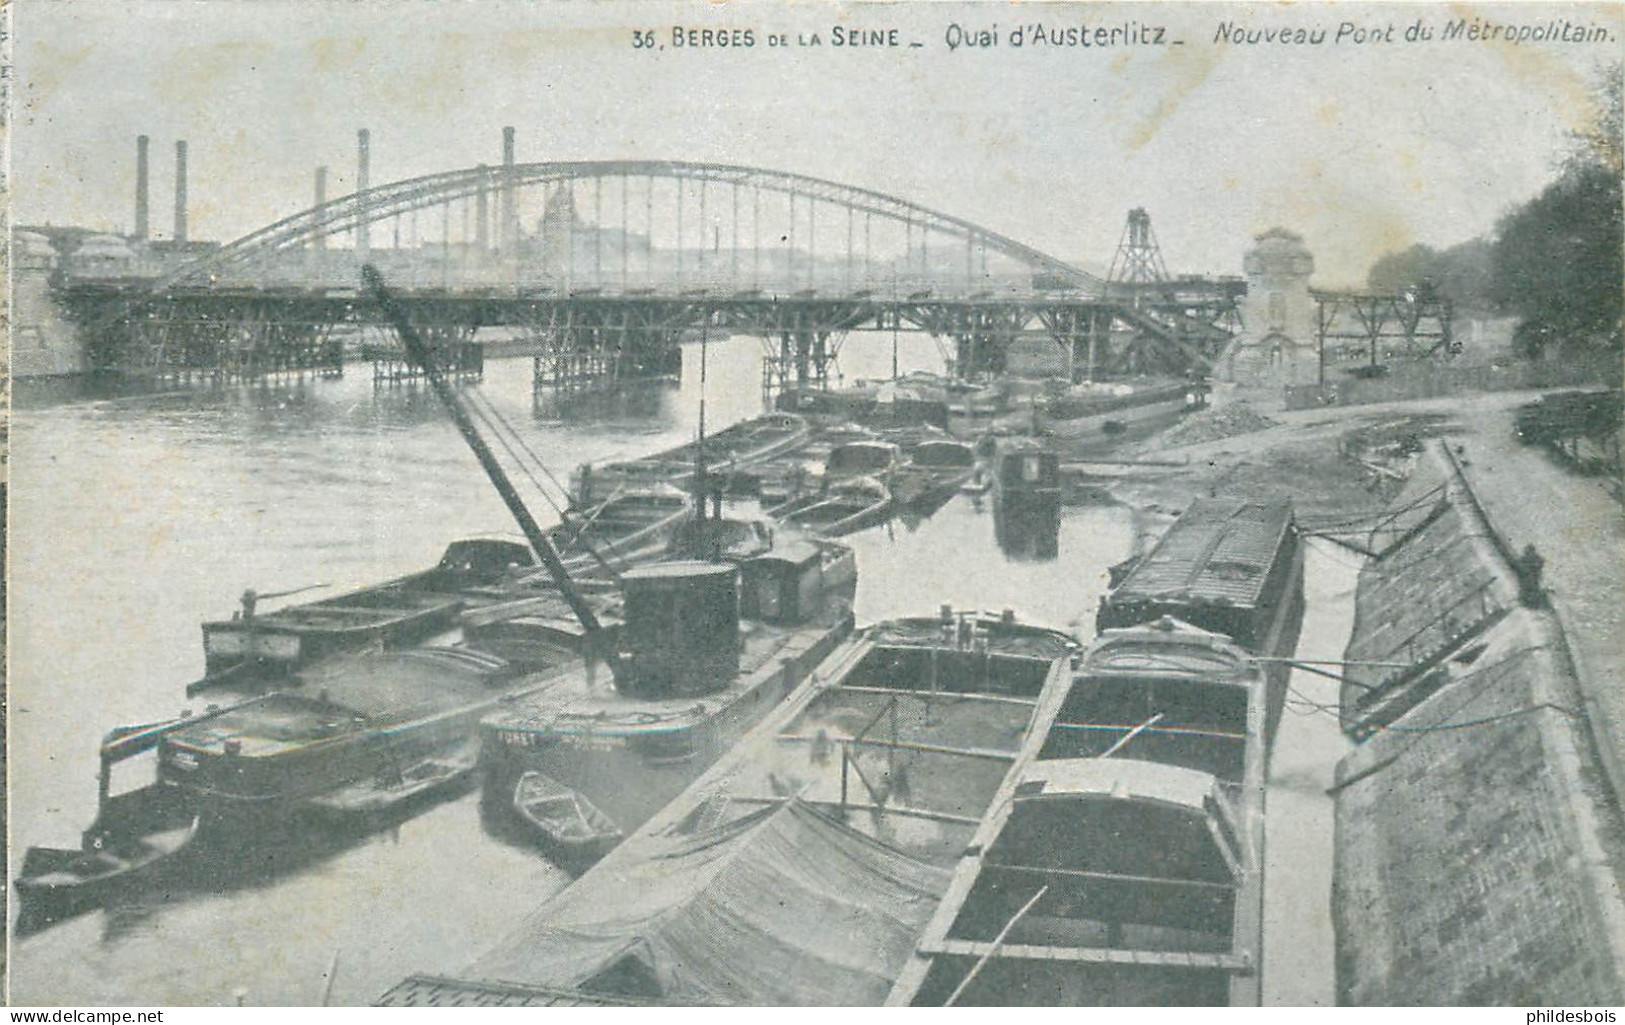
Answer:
9 0 1622 286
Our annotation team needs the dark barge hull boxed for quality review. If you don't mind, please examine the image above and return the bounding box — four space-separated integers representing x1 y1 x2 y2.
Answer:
1037 381 1200 440
199 538 539 673
158 647 582 822
478 607 855 844
570 413 812 506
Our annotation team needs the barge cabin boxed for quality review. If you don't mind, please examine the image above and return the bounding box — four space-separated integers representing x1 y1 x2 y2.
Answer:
1097 497 1300 656
991 437 1063 510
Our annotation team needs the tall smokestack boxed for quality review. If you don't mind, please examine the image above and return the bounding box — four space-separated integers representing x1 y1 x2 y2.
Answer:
173 140 188 244
356 129 371 265
313 166 328 251
475 164 490 252
501 126 515 252
134 136 150 241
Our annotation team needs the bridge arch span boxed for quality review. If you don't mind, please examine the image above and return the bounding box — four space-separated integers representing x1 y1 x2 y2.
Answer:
160 160 1102 296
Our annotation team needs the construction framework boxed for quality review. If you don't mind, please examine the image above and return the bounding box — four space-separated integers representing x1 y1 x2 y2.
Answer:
1313 287 1457 385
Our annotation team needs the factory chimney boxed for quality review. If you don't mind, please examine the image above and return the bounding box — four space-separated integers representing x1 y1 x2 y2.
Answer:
173 140 188 244
501 126 515 253
356 129 371 266
313 166 328 250
134 136 150 241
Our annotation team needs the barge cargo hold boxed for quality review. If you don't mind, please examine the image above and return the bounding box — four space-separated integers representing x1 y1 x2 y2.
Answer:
887 618 1271 1006
888 499 1304 1006
380 611 1079 1007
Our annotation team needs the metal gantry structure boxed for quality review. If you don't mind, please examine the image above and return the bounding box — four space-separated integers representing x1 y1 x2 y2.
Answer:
1312 286 1456 384
56 162 1253 392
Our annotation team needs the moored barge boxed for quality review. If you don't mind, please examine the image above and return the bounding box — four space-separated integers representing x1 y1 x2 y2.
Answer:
1037 378 1207 441
889 496 1305 1006
887 618 1271 1005
1098 496 1304 729
767 476 893 538
380 609 1079 1007
478 536 858 851
569 412 811 507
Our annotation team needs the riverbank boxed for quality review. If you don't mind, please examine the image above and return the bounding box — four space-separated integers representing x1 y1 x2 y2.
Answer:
1071 386 1625 1004
1332 443 1625 1004
1098 391 1625 1000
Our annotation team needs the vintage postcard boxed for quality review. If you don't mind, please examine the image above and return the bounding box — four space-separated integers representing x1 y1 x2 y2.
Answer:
4 0 1622 1010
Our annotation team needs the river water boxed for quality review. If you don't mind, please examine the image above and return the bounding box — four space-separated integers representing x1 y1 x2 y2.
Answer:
7 333 1349 1005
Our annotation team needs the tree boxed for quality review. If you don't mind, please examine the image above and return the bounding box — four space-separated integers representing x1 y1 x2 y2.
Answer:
1367 244 1438 294
1565 67 1623 180
1366 238 1495 312
1491 65 1624 358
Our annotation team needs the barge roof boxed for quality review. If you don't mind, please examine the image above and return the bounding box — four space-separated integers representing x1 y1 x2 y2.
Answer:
1018 757 1218 811
1109 498 1293 611
1083 618 1256 683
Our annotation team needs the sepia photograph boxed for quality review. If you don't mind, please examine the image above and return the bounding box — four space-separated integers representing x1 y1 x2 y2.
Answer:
3 0 1623 1009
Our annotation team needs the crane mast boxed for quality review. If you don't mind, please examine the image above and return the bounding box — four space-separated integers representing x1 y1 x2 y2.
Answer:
361 265 604 637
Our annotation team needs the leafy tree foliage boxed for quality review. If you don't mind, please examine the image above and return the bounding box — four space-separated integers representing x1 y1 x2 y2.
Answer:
1367 239 1495 312
1366 64 1622 358
1491 161 1622 356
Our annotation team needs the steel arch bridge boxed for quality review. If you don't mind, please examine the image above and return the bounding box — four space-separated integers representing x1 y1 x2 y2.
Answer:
58 160 1244 391
157 160 1104 294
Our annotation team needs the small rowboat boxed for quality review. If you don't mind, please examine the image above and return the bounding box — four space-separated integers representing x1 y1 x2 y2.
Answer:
512 771 624 864
14 786 199 916
770 476 893 538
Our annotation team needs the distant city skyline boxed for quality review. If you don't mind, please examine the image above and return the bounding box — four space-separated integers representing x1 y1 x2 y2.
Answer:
10 1 1621 286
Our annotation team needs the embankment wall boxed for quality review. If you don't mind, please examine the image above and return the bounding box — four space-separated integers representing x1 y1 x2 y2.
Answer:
1332 445 1625 1005
1285 355 1621 411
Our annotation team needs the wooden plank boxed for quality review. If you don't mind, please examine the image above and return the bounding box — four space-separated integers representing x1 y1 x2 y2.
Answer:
944 885 1050 1006
983 862 1238 892
726 795 982 826
776 732 1016 763
917 940 1253 972
836 684 1038 708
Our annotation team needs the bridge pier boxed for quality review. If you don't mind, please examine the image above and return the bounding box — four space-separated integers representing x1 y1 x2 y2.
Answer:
63 293 347 390
529 300 686 400
370 322 483 387
760 326 842 398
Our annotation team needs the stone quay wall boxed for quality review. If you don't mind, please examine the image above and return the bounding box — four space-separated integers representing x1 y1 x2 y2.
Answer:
1332 444 1625 1005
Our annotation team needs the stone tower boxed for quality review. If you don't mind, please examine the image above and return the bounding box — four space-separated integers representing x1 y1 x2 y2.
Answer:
1221 228 1317 387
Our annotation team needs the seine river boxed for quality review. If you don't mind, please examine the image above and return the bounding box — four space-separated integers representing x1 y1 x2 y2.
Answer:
7 332 1346 1005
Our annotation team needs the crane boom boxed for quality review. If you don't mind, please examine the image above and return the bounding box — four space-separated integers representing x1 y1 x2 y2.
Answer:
360 265 604 636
